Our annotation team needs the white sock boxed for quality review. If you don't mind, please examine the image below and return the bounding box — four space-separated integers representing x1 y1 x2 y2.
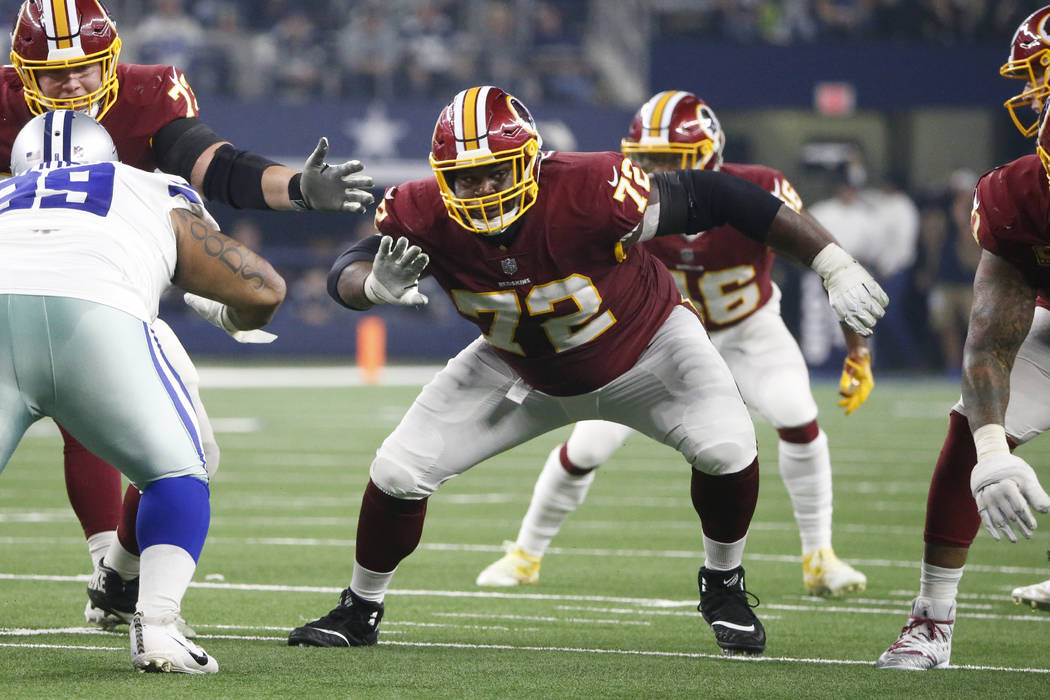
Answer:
104 539 140 581
778 430 833 554
87 530 115 570
517 445 596 557
351 562 395 603
703 533 748 571
138 544 196 621
918 561 963 603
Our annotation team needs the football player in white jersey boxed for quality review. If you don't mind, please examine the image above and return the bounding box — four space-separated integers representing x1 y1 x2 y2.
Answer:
0 110 285 674
476 91 870 597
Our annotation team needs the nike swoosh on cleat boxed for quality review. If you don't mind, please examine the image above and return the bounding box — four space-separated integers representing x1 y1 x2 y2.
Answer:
172 636 209 666
295 627 349 646
711 621 756 632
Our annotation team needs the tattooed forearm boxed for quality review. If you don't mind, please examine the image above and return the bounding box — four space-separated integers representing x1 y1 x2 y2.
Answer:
172 208 269 290
961 253 1035 429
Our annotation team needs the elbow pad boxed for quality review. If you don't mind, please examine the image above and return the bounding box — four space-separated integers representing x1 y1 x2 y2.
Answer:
328 235 383 308
152 118 223 180
653 169 782 242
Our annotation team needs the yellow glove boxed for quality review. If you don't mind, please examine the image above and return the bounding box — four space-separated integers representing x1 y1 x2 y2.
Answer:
838 347 873 416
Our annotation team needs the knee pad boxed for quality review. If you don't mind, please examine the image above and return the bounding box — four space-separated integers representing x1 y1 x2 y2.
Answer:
691 439 758 476
370 454 432 500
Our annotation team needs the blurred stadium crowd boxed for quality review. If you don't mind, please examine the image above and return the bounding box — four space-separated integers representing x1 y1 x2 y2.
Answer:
0 0 1027 105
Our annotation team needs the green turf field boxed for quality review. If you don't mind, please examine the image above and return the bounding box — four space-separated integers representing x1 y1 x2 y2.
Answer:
2 372 1048 697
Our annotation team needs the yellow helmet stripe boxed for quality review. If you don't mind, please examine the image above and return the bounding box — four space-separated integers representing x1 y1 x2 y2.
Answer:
462 86 481 151
45 0 79 51
646 90 679 139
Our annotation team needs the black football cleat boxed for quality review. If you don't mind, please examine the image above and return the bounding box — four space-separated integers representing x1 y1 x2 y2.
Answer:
86 562 138 629
698 565 766 655
288 587 384 647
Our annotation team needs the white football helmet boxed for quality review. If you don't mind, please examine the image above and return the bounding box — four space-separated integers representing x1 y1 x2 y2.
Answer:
11 109 117 174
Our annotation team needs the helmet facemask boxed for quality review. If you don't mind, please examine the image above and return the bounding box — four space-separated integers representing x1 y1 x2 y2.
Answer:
432 141 540 234
1001 50 1050 137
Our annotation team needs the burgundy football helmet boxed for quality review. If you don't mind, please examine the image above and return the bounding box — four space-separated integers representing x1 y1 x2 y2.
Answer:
10 0 122 118
1001 5 1050 137
621 90 725 172
430 85 542 234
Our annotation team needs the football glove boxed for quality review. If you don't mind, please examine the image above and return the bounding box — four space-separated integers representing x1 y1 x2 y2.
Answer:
970 453 1050 543
183 293 278 344
811 244 888 337
838 347 873 416
363 235 430 307
297 137 374 213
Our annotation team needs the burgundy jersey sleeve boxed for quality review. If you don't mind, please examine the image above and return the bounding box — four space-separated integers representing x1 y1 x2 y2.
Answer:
641 162 791 330
99 64 201 172
0 66 37 173
972 155 1050 295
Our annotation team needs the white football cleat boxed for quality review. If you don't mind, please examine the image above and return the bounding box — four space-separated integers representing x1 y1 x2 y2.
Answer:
876 597 954 670
1011 579 1050 611
802 547 867 596
130 612 218 674
476 541 542 586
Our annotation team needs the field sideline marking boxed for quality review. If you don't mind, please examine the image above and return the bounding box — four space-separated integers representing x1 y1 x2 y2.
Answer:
1 628 1048 674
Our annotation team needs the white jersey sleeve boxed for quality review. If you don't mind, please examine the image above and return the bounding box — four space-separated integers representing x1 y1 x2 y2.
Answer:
0 161 211 322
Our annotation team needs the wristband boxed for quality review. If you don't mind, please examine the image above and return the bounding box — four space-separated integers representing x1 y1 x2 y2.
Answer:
288 172 308 210
810 243 852 278
973 423 1010 461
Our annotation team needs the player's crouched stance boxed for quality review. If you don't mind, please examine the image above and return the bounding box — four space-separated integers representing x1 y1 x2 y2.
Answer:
0 112 285 674
288 86 887 656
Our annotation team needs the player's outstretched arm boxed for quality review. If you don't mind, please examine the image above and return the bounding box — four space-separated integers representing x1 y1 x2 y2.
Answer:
170 208 286 330
154 120 373 212
645 170 887 336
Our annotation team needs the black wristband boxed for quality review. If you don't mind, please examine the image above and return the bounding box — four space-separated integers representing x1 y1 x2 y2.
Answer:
288 172 308 210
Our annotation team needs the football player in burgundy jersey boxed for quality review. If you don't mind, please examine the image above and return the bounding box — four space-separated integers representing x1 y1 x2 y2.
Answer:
476 90 871 598
993 2 1050 615
877 61 1050 671
5 0 373 634
287 85 887 655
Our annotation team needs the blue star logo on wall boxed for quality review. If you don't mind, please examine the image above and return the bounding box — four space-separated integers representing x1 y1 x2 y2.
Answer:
343 103 407 159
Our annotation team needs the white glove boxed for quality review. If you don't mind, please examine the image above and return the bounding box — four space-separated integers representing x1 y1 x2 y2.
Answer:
970 453 1050 543
363 235 430 306
811 243 889 337
297 137 374 213
183 293 278 344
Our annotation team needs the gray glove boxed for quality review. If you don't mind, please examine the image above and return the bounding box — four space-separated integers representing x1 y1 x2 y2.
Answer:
297 137 374 213
363 235 430 306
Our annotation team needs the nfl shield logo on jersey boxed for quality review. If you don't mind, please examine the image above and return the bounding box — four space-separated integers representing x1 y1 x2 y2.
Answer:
500 257 518 275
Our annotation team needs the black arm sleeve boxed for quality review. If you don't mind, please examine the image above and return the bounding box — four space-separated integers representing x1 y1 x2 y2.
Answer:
152 118 224 181
152 117 283 210
327 234 383 308
652 169 783 243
